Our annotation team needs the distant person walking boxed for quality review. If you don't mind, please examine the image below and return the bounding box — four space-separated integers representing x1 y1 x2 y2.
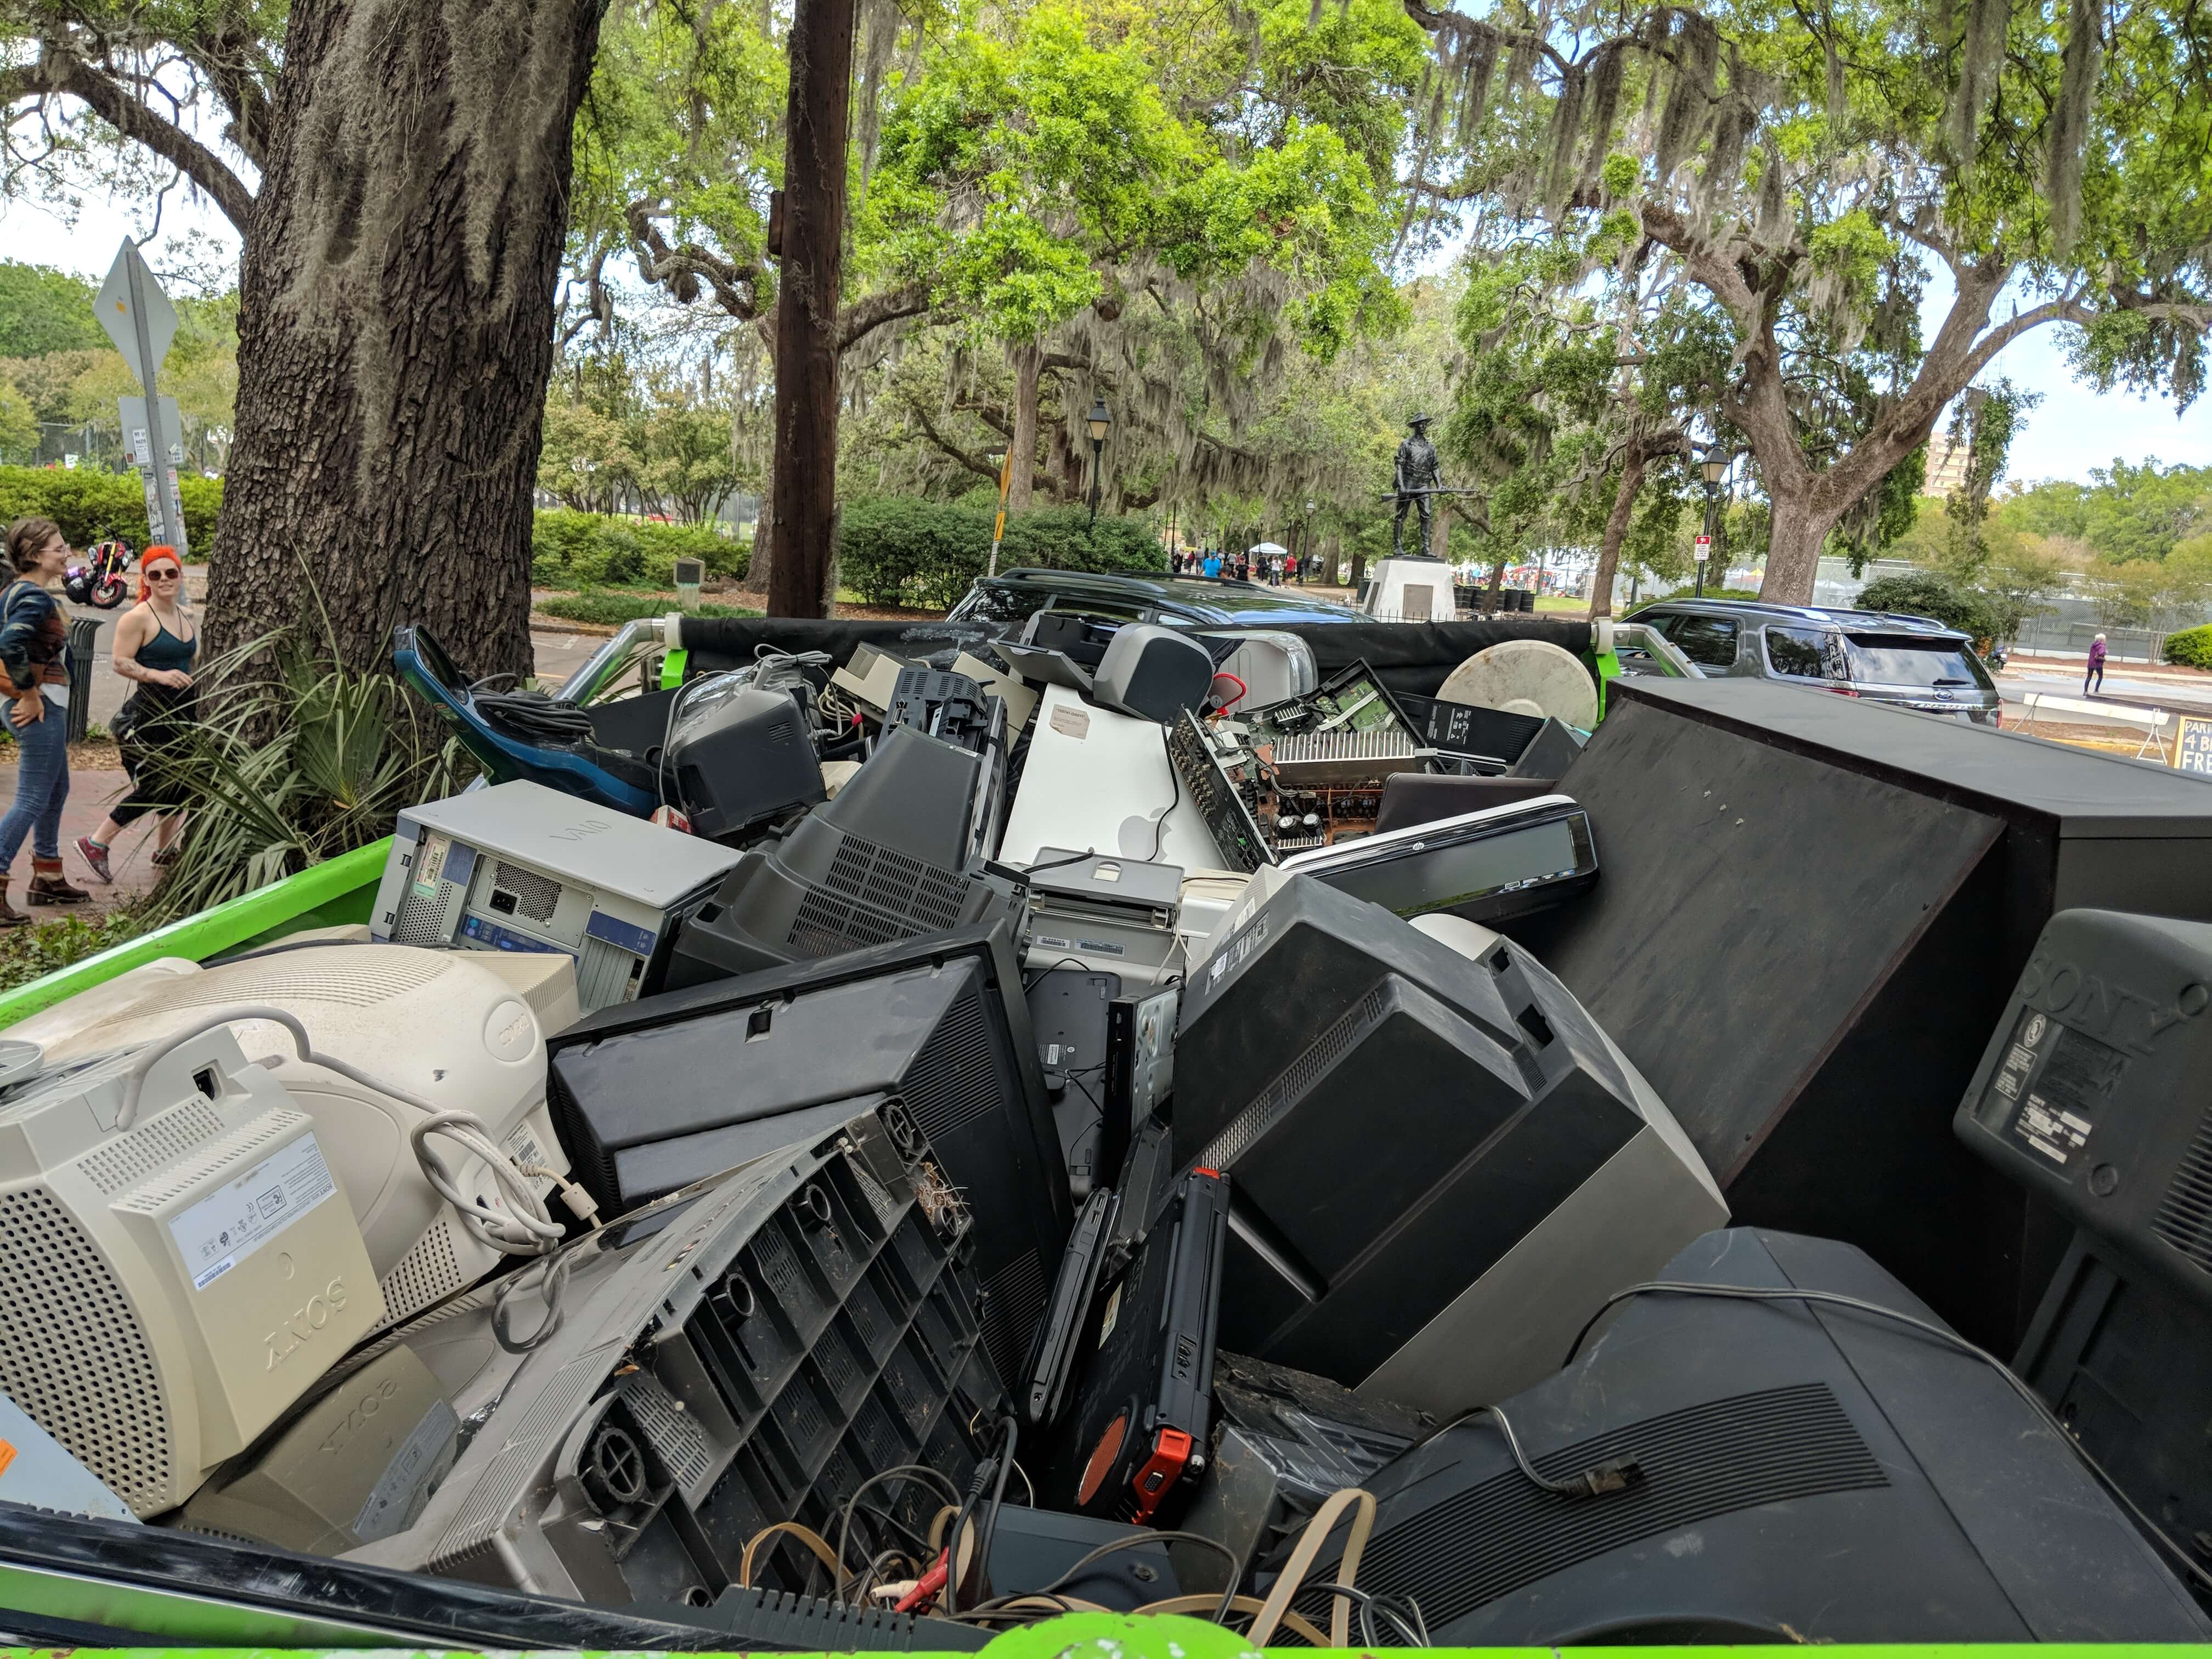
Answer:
76 547 197 883
2085 633 2108 695
1203 550 1222 578
0 517 89 922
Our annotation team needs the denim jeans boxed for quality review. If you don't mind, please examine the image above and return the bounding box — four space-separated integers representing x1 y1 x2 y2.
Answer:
0 695 69 866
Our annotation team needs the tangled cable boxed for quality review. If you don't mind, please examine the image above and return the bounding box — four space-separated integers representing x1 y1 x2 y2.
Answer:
472 681 596 747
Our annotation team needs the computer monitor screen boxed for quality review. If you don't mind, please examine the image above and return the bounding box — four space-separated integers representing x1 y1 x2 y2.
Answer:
1315 815 1580 916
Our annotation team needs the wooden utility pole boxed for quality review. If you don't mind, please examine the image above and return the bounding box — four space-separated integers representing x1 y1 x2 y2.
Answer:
766 0 858 618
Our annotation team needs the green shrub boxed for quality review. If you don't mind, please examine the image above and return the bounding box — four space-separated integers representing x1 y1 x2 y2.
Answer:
537 591 761 627
1854 571 1999 640
0 904 151 998
2165 624 2212 669
531 509 747 589
838 497 1164 610
0 465 222 557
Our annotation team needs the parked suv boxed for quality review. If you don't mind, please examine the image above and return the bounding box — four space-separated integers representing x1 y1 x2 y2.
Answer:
1621 598 2002 725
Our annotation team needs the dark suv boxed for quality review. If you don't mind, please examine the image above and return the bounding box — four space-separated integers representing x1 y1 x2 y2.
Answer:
947 568 1362 631
1622 598 2002 726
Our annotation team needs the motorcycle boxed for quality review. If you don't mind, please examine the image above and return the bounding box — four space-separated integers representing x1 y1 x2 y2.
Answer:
64 539 137 610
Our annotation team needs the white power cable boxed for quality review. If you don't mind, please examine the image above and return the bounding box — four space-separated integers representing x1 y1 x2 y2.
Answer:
115 1003 588 1259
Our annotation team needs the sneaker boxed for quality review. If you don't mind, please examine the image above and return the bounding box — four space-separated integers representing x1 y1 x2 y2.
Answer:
73 836 112 884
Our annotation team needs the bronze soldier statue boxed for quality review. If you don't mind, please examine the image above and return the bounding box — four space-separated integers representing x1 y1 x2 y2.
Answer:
1392 414 1444 557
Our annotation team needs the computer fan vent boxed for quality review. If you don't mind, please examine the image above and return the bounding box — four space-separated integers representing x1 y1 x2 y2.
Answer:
75 1099 225 1196
380 1215 465 1325
2153 1102 2212 1274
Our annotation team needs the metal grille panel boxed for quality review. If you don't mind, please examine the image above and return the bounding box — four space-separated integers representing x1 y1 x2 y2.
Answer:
0 1184 172 1512
2154 1102 2212 1272
492 861 563 924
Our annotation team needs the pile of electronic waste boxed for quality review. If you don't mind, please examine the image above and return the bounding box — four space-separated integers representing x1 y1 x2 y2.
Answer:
1 608 2208 1649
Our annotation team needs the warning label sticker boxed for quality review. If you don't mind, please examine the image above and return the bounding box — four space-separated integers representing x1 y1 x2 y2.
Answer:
170 1133 339 1290
1985 1008 2128 1172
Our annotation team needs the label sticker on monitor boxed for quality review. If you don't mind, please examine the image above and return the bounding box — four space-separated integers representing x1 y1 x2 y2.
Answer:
170 1132 339 1290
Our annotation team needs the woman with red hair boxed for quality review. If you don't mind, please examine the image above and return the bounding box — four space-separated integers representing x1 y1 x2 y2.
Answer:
75 546 197 881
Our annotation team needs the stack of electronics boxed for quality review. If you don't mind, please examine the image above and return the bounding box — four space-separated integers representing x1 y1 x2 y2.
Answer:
4 614 2210 1654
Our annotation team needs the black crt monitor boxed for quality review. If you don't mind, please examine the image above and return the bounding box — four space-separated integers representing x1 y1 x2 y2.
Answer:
662 678 826 842
1956 908 2212 1585
665 721 1013 986
1276 794 1596 924
547 921 1074 1386
1297 1227 2212 1644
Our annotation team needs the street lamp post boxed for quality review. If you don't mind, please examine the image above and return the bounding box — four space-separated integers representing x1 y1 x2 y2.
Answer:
1086 398 1111 526
1697 449 1728 598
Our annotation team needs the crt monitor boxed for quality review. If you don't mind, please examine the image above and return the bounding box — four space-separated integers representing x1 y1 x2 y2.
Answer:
1297 1227 2212 1644
547 921 1072 1387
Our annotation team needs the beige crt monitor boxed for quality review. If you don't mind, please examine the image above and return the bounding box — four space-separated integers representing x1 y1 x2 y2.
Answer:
35 945 578 1328
0 1028 382 1515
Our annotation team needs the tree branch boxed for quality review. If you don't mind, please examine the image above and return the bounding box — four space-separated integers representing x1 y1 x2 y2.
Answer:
27 49 256 232
838 283 930 352
626 199 763 318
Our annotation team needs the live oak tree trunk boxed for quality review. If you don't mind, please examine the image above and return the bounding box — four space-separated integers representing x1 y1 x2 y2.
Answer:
1006 342 1042 514
766 0 859 619
1588 449 1649 620
207 0 606 683
1758 489 1841 606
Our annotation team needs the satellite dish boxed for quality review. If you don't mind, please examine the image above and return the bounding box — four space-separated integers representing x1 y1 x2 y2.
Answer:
1437 639 1599 730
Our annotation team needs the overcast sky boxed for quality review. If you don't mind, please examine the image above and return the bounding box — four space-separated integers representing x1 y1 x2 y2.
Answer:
9 184 2209 489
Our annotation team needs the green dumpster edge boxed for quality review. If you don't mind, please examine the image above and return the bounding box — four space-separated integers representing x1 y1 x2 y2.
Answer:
0 838 393 1031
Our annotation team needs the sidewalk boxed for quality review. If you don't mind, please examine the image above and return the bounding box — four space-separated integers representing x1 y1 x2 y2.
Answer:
0 752 163 913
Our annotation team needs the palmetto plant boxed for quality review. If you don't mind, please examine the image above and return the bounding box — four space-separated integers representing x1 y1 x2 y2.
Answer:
140 590 474 922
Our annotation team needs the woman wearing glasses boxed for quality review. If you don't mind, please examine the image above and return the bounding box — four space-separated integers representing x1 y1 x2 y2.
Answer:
76 546 197 883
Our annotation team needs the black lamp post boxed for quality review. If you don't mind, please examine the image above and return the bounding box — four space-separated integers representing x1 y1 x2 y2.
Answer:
1697 449 1729 597
1086 398 1111 526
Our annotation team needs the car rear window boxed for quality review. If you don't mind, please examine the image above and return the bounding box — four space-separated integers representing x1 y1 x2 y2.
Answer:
1844 636 1994 690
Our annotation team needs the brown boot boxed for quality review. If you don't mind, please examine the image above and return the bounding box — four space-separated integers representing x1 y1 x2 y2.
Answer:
27 857 89 906
0 889 27 928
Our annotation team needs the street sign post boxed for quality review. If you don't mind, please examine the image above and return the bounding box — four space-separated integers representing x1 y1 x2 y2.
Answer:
95 240 189 557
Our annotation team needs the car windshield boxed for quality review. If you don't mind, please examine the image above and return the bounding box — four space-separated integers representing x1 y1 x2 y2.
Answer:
1844 635 1994 690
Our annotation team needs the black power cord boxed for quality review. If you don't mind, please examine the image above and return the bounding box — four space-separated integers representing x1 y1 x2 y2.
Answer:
473 681 595 747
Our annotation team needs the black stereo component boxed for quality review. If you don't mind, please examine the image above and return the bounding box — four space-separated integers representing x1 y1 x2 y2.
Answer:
1956 909 2212 1307
666 723 1012 985
1298 1227 2212 1644
1165 710 1274 873
1025 966 1123 1198
1051 1167 1228 1526
1176 1352 1426 1594
1173 873 1726 1413
328 1103 1011 1606
1103 986 1178 1160
664 678 827 842
548 923 1073 1386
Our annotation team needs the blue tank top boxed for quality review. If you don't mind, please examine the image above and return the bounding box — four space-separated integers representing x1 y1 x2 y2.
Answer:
137 610 197 675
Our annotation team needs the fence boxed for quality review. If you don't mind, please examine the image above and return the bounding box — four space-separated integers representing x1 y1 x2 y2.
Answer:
2011 616 2170 663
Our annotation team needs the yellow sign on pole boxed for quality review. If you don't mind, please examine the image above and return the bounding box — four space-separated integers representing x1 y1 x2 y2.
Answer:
988 447 1014 578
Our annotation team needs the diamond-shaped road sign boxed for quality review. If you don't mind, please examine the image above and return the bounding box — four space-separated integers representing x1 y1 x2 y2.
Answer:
95 240 177 391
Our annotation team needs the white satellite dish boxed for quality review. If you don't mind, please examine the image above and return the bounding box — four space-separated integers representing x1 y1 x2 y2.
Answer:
1437 639 1599 729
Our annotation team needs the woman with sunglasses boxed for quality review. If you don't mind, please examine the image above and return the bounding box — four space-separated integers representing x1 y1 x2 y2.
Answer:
76 547 197 882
